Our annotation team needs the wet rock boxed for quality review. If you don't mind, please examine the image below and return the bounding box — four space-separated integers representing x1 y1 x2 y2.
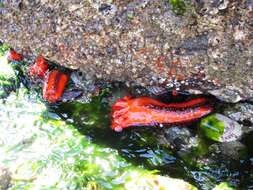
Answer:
208 141 247 161
200 114 242 142
189 140 248 189
0 0 252 102
157 127 198 151
0 166 11 190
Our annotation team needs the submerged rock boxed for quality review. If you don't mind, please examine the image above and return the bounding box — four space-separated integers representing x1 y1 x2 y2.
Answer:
208 141 247 161
157 127 198 151
0 0 252 102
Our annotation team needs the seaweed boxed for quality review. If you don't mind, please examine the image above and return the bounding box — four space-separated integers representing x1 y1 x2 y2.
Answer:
0 50 19 98
200 114 225 142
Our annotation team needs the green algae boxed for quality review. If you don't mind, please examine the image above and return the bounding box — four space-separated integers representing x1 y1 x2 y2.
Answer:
0 43 10 56
0 50 19 98
168 0 187 15
200 114 225 142
0 2 4 8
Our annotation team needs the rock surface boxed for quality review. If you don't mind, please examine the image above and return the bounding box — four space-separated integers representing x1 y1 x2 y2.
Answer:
0 0 252 102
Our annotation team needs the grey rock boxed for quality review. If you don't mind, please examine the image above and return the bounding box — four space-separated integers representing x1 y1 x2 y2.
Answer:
157 127 198 151
224 103 253 125
0 0 252 102
208 141 247 161
194 141 247 178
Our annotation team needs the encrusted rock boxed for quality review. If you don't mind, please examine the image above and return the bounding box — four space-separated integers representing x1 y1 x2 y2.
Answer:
0 0 252 102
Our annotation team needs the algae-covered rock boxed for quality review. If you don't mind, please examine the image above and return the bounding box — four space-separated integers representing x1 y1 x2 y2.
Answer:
200 114 242 142
0 87 196 190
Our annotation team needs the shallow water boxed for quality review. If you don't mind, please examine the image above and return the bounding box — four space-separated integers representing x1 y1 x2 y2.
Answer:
50 89 253 190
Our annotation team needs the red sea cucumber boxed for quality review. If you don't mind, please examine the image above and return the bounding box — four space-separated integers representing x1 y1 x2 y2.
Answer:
30 55 49 78
42 70 69 103
111 96 213 132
